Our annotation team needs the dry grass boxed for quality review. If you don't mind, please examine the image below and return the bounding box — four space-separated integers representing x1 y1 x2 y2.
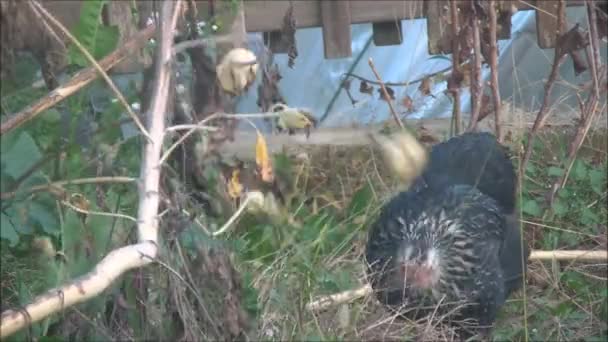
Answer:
237 118 607 341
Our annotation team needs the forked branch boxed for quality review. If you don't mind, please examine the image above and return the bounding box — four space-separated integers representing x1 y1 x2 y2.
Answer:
0 0 180 337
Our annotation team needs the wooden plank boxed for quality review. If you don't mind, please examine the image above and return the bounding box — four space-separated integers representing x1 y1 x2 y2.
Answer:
320 1 352 58
242 0 585 33
244 1 320 32
535 0 562 49
244 0 424 33
350 1 425 22
372 21 403 46
425 0 452 54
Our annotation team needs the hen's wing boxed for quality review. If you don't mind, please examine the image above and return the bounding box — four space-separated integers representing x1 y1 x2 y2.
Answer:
412 132 517 214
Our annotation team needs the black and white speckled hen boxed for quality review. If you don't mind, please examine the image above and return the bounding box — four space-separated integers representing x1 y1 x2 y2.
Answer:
365 132 530 337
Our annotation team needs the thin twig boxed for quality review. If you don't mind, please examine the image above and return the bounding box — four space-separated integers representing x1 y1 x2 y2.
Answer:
548 0 605 203
165 124 219 132
520 0 567 174
212 195 252 236
60 200 137 223
487 0 503 141
159 112 280 164
467 3 484 132
449 0 462 136
343 64 454 88
29 1 152 141
0 176 137 200
367 58 405 130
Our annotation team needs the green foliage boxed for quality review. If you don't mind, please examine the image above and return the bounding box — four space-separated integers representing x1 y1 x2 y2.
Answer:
67 0 120 67
347 183 373 217
1 213 19 246
0 3 139 338
499 132 608 341
1 131 42 180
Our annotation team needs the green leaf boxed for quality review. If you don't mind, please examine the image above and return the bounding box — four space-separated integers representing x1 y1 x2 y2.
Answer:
68 0 119 67
589 169 606 195
94 25 120 58
37 337 66 342
40 108 62 124
1 131 42 180
571 159 587 181
62 210 91 277
28 202 59 235
522 198 542 217
557 187 571 199
347 183 373 217
551 198 568 218
547 166 564 177
1 212 19 246
298 213 331 243
580 207 600 227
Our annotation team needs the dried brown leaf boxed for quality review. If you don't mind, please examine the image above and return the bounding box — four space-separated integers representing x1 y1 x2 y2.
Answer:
378 86 395 101
419 77 433 96
570 50 587 76
401 95 414 113
281 2 298 68
359 80 374 95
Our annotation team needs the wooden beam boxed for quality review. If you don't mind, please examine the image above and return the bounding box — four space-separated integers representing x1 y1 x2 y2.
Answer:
243 0 425 33
425 0 452 55
535 0 562 48
242 0 584 33
350 1 425 22
320 1 352 58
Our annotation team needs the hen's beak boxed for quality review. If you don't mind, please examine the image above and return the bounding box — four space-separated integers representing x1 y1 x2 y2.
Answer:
402 263 436 289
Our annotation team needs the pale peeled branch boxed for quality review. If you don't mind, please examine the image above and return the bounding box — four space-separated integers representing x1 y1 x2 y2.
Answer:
216 48 259 96
371 130 429 187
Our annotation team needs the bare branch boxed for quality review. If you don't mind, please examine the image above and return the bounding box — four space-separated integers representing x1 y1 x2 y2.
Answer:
0 0 181 337
0 24 156 136
467 3 484 132
0 243 157 337
520 0 568 173
0 176 136 200
548 0 605 203
487 0 503 141
29 0 151 141
449 0 462 135
368 58 405 130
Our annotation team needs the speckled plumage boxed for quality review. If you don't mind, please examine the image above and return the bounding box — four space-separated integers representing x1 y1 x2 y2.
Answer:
365 132 529 336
